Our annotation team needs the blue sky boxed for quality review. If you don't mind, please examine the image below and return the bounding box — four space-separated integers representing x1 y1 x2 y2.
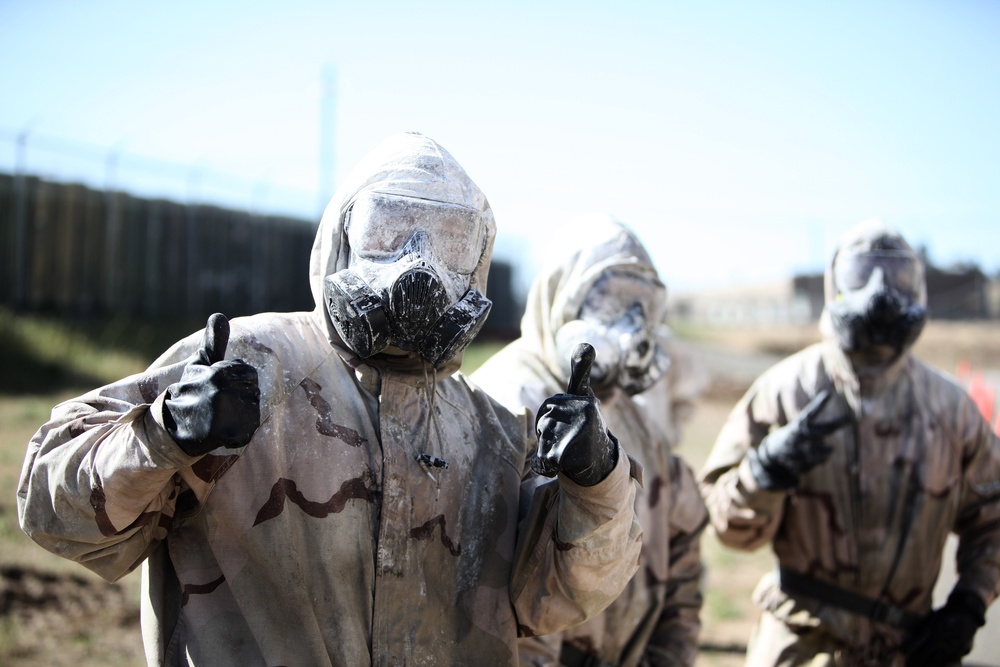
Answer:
1 0 998 294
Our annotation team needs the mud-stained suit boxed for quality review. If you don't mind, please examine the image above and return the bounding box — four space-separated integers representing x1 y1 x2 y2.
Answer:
17 133 642 667
700 221 1000 666
473 216 707 667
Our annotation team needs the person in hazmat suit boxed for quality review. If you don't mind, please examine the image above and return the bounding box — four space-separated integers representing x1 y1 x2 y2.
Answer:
17 132 643 667
473 215 707 667
699 219 1000 666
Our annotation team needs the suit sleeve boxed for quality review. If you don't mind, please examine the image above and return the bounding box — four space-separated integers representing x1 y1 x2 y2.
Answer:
511 422 643 637
16 340 202 582
699 376 789 552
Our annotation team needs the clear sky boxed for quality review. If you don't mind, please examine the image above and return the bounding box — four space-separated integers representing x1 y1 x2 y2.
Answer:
2 0 998 295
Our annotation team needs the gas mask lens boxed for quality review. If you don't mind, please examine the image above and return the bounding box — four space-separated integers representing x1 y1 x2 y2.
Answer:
580 271 666 326
347 192 485 274
834 251 922 299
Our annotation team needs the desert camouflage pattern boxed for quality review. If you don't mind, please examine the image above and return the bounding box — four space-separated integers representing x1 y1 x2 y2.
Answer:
700 221 1000 666
473 216 707 667
17 133 642 667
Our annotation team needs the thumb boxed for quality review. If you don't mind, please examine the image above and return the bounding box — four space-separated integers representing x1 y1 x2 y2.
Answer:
800 388 833 423
199 313 230 365
566 343 596 397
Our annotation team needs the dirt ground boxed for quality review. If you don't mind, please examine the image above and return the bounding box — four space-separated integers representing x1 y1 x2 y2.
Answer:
0 565 142 666
2 320 996 666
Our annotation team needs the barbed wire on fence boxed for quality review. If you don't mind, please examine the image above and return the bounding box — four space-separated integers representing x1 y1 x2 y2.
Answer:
0 126 320 221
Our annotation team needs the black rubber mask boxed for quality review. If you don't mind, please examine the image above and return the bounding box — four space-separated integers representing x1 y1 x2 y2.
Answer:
324 227 491 368
827 261 926 356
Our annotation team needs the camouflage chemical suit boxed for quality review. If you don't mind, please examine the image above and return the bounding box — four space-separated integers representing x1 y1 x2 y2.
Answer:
700 220 1000 666
473 216 707 667
17 133 642 667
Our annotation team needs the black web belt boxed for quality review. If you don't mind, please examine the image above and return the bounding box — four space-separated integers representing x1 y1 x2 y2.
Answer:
560 641 615 667
778 566 922 630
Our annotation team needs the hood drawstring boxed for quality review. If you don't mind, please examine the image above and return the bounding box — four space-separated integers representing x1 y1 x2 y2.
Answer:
416 365 448 482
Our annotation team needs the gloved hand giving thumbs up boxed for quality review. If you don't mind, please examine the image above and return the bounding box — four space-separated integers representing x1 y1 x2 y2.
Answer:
747 388 851 490
531 343 619 487
162 313 261 457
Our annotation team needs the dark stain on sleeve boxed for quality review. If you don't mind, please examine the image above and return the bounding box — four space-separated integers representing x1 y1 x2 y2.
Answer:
90 475 160 537
181 573 226 606
90 477 118 537
253 476 376 526
68 418 88 438
409 514 461 556
299 378 367 447
245 336 275 356
138 375 160 404
191 453 240 483
647 474 665 508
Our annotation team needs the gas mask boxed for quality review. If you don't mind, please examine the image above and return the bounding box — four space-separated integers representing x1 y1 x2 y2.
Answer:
826 250 927 362
554 272 670 396
323 192 492 368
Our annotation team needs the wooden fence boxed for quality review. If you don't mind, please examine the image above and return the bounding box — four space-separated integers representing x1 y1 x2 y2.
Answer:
1 172 317 321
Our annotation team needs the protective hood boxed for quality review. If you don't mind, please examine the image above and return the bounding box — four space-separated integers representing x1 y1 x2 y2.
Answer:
521 213 666 387
308 132 496 374
819 218 927 375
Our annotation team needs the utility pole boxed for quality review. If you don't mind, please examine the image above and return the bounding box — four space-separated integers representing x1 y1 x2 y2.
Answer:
186 161 206 316
103 139 129 310
318 63 337 216
13 117 41 308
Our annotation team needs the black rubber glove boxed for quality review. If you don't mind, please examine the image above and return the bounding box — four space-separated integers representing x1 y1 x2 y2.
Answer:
902 589 986 667
531 343 619 487
162 313 261 457
747 388 851 490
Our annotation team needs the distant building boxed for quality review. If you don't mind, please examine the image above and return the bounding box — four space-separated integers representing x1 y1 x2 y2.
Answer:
669 280 814 327
672 265 998 327
924 265 991 320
